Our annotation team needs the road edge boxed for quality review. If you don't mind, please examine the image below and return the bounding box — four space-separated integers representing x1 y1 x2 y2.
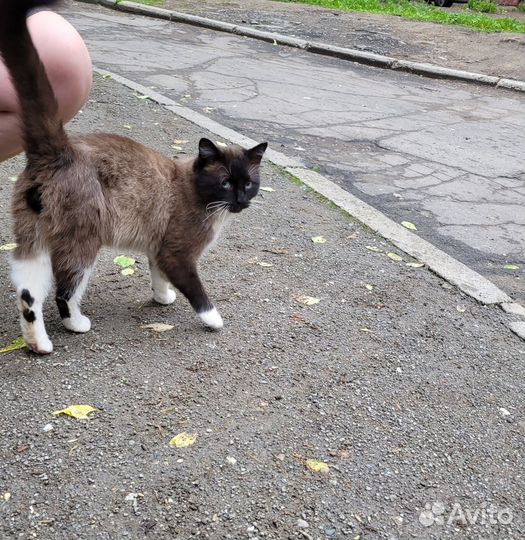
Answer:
91 67 525 342
76 0 525 93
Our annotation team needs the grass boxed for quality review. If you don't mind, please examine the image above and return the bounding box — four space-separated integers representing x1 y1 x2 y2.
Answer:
277 0 525 32
117 0 164 5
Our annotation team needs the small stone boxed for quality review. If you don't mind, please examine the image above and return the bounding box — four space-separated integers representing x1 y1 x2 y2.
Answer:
246 526 256 533
393 516 403 526
297 518 309 529
499 407 511 417
225 456 237 466
325 528 336 537
3 493 11 502
509 321 525 341
42 424 54 433
275 453 285 461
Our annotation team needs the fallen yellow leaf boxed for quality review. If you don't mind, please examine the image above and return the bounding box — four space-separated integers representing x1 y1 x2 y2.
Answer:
387 252 403 262
114 255 135 268
0 243 17 252
257 262 274 267
141 323 174 332
51 405 96 420
311 236 326 244
365 246 382 253
173 139 188 145
406 262 424 268
169 432 197 448
306 459 329 473
296 295 320 306
260 187 275 192
0 336 26 354
121 268 135 276
401 221 417 231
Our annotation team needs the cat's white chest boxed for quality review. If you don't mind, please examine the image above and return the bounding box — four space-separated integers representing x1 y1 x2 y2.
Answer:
204 213 232 254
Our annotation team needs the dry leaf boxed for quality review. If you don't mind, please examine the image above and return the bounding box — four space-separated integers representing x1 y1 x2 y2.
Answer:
51 405 96 420
121 268 135 276
387 252 403 262
0 336 26 354
123 124 132 130
311 236 326 244
169 432 197 448
133 93 149 100
0 243 17 252
306 459 329 473
173 139 188 145
258 262 273 267
365 284 373 291
365 246 382 253
406 262 424 268
102 73 112 79
296 295 320 306
141 323 174 332
401 221 417 231
260 187 275 192
171 145 183 151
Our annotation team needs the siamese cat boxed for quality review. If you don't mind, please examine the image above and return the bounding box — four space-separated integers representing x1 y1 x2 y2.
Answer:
0 0 267 354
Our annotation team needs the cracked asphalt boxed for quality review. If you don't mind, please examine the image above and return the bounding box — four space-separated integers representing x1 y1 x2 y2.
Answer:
1 74 524 540
64 1 525 302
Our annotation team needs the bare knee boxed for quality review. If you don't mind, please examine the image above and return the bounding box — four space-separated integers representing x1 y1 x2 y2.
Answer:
28 11 93 122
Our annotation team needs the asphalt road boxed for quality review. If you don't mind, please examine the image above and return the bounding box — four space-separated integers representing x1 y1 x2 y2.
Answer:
0 76 524 540
64 1 525 303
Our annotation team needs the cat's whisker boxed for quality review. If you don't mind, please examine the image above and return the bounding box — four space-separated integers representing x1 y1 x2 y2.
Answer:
203 204 228 222
206 201 225 212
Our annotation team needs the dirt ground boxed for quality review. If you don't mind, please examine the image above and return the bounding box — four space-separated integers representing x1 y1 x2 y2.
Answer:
0 76 524 540
161 0 525 81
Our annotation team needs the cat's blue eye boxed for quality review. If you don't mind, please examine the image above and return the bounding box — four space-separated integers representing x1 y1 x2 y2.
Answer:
221 179 232 189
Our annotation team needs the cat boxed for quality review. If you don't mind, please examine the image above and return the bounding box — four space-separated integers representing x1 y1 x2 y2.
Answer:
0 0 267 354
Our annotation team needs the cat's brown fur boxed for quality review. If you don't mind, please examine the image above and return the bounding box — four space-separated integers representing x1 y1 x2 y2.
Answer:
1 0 267 353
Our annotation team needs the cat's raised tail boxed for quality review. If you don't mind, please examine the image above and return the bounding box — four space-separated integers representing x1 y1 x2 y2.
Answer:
0 0 72 164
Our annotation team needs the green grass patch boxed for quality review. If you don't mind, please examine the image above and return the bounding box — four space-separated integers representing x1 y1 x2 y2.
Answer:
276 0 525 32
118 0 164 5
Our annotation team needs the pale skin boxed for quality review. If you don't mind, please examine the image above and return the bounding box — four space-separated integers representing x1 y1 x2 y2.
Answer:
0 11 92 162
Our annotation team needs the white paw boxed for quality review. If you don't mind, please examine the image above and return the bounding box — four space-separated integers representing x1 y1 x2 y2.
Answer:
63 314 91 333
199 307 223 330
153 289 176 305
28 336 53 355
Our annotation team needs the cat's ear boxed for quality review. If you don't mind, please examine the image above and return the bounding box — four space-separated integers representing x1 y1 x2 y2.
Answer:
198 138 221 164
246 142 268 165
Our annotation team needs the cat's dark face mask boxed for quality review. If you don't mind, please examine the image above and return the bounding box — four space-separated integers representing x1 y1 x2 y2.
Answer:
194 138 267 213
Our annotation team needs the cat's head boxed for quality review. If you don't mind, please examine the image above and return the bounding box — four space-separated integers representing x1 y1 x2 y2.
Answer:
194 138 268 214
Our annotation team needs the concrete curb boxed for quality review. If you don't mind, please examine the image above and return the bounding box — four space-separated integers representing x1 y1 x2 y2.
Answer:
93 66 525 320
76 0 525 92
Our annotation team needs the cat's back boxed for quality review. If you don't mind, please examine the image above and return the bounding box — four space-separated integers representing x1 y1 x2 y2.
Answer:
73 133 175 191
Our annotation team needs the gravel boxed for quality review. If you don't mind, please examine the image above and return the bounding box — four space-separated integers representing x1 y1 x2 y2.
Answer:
0 76 524 540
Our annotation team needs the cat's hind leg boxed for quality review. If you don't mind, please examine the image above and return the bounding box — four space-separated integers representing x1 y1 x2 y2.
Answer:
53 250 96 333
11 251 54 354
149 259 176 305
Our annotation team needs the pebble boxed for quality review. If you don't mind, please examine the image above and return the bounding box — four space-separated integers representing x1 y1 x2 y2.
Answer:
297 518 309 529
225 456 237 466
42 424 54 433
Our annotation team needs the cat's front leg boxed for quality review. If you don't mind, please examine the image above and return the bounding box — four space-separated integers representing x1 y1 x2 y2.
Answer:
149 259 176 305
159 259 223 330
